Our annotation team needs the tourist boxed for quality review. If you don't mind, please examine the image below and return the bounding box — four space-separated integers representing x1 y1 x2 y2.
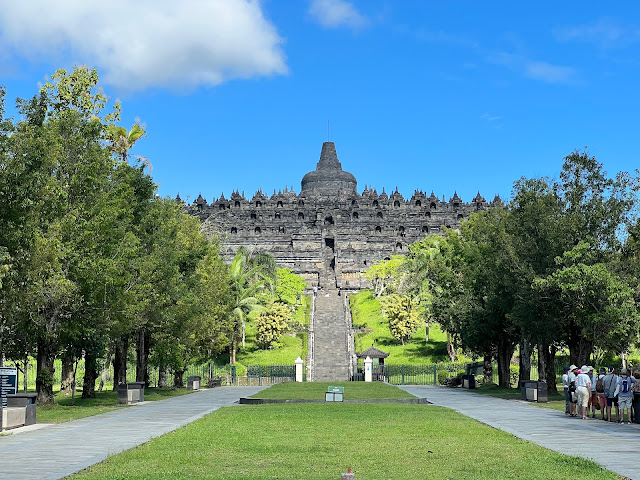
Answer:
595 367 607 420
562 366 571 415
576 365 592 420
603 367 619 423
587 366 598 418
568 364 579 416
613 368 636 424
632 371 640 423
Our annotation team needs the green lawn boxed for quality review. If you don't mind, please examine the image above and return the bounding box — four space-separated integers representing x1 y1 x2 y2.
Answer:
252 381 415 400
472 384 567 412
37 387 195 424
72 402 621 480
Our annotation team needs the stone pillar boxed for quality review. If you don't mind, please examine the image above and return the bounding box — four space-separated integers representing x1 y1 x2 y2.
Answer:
364 356 373 382
295 357 304 382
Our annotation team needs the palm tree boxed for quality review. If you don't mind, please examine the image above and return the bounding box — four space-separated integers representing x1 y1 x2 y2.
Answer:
105 123 151 171
228 247 277 364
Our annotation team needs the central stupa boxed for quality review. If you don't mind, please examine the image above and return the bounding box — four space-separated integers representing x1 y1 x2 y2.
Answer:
300 142 357 195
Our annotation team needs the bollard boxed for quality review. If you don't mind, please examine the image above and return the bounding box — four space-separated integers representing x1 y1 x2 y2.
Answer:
341 467 355 480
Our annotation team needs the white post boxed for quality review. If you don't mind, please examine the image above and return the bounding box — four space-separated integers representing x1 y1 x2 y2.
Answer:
364 356 373 382
295 356 304 382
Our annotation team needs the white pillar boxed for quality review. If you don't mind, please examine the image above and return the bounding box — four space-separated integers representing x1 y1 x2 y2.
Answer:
364 356 373 382
295 356 304 382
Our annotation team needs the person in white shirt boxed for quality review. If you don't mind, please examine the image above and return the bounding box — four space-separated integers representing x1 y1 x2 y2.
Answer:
576 365 592 420
562 366 570 415
568 365 578 416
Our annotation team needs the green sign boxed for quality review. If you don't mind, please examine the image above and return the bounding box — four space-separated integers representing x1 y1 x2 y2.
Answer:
327 386 344 393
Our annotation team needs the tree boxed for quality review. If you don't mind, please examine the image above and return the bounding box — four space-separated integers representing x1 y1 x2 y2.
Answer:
227 247 276 363
255 302 292 349
275 268 306 305
363 256 403 297
380 294 422 345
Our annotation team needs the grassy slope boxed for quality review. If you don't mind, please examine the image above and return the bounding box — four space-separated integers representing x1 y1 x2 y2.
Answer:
213 297 311 370
72 402 621 480
37 388 194 424
351 290 464 364
252 382 415 400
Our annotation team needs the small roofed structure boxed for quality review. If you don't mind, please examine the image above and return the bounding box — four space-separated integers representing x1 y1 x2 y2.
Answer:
357 345 390 366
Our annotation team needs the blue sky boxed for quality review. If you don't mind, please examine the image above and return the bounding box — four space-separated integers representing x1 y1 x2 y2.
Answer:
1 1 639 204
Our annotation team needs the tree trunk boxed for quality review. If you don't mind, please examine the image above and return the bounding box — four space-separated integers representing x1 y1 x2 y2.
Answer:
425 322 430 342
135 329 150 386
23 357 29 393
446 333 456 363
82 350 98 398
158 365 168 388
36 339 55 405
518 338 532 385
112 335 129 390
483 354 493 384
567 327 593 368
60 350 75 395
242 321 246 348
496 339 514 388
537 342 547 385
173 369 185 388
544 344 558 394
98 348 112 392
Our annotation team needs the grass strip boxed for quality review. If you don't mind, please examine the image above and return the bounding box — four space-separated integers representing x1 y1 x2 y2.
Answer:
252 381 415 400
72 403 621 480
37 387 195 424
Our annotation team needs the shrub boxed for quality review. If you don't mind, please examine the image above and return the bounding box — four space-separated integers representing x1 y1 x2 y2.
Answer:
437 369 449 385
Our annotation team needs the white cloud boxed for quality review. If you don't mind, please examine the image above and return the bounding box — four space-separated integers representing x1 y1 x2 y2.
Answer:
554 19 640 49
0 0 288 91
309 0 367 29
488 52 578 85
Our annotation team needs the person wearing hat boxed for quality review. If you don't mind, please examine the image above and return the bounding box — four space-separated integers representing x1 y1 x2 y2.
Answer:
614 367 636 424
603 367 619 422
562 366 571 415
595 367 607 420
587 366 598 418
576 365 592 419
568 365 579 416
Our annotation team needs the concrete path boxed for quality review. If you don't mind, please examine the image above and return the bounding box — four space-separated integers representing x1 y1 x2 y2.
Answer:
0 386 267 480
400 385 639 480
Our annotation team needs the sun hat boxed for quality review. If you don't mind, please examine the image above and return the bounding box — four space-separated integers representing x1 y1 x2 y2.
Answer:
620 368 628 375
581 365 589 373
570 364 578 371
588 366 594 371
563 366 570 372
599 367 606 374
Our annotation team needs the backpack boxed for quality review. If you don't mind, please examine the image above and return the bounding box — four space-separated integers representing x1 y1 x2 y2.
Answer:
596 376 605 393
620 377 631 394
569 380 576 393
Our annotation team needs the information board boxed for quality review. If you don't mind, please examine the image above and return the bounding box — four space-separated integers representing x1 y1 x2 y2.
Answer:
327 385 344 394
0 367 18 408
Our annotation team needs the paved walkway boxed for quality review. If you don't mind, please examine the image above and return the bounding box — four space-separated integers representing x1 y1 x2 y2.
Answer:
400 385 639 480
0 386 267 480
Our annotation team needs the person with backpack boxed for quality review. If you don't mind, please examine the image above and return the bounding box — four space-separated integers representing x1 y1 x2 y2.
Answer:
568 365 579 416
576 365 592 420
595 367 607 420
613 368 636 424
603 367 619 422
587 366 598 418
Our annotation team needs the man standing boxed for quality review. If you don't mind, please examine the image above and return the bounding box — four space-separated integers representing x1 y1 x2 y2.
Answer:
562 366 571 415
576 365 592 420
568 365 578 416
614 368 636 424
603 367 619 422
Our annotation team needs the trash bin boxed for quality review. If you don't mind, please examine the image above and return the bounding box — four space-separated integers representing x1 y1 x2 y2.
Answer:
6 393 37 426
187 376 201 390
633 393 640 424
117 382 145 404
462 374 476 389
521 381 548 403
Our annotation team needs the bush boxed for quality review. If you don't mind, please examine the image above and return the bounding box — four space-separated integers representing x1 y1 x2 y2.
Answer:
437 370 449 385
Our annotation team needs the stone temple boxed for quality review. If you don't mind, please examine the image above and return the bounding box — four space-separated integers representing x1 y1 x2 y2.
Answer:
181 141 499 292
180 142 498 381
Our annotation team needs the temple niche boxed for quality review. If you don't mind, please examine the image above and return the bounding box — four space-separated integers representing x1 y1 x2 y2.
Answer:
183 142 496 291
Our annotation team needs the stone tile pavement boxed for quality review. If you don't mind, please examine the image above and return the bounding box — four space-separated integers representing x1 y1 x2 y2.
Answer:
400 385 639 480
0 386 267 480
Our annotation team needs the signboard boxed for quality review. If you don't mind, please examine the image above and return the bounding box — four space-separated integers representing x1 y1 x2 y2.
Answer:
327 386 344 394
0 367 18 408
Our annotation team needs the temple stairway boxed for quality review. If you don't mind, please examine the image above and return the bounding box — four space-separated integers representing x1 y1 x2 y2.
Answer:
311 289 351 382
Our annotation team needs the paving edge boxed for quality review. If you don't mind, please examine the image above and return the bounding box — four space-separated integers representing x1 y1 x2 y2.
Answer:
239 397 431 405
